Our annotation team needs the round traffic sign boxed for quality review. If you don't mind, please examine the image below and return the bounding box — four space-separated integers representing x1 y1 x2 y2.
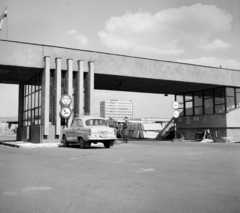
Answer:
60 94 72 107
60 107 72 118
173 110 180 118
172 101 179 109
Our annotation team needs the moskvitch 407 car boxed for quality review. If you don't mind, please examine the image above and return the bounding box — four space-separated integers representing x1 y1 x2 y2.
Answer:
61 116 117 148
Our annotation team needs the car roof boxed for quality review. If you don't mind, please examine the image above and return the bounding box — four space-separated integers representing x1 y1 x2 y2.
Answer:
74 116 106 120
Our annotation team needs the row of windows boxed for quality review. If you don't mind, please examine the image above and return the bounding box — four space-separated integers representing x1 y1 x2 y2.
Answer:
176 87 240 116
23 73 42 126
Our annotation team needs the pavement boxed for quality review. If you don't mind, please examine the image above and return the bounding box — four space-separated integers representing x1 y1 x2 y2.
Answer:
0 141 61 148
0 135 239 148
0 138 123 148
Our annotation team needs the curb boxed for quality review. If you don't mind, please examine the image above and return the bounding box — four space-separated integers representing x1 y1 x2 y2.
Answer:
0 141 60 148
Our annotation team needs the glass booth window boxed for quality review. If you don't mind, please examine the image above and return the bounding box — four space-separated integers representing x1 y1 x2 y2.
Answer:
176 95 184 116
204 90 213 114
214 88 225 113
194 91 203 115
226 87 235 111
236 88 240 108
185 93 193 115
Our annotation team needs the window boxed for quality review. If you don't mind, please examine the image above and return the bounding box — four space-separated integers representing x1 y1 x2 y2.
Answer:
214 88 225 113
194 91 203 115
185 93 193 115
85 119 107 126
226 88 235 111
204 90 213 114
236 88 240 108
23 72 42 126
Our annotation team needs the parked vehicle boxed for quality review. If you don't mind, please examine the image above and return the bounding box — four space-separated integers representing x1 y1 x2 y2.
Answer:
61 116 117 148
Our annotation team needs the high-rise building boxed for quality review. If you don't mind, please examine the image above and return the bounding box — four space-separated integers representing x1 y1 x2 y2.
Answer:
100 100 133 120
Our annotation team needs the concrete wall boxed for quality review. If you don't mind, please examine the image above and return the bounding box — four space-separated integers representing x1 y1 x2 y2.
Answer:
226 107 240 127
176 114 227 129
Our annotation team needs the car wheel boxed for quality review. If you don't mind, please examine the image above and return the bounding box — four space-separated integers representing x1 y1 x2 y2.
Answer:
85 142 91 148
110 140 115 146
104 142 110 148
63 136 68 147
79 138 85 149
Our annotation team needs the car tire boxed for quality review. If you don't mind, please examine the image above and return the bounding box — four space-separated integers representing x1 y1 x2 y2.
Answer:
63 136 69 147
104 142 110 148
110 140 115 146
79 138 85 149
85 142 91 148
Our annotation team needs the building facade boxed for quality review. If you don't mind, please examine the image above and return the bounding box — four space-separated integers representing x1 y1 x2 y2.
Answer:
0 40 240 143
100 100 133 120
175 87 240 141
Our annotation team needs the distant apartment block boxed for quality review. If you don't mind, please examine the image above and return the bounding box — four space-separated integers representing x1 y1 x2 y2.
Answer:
100 100 133 120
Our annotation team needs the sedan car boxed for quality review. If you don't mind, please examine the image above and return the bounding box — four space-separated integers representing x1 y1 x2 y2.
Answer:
61 116 117 148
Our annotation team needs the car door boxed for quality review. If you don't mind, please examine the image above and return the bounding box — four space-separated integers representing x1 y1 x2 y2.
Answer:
72 119 81 142
66 120 76 142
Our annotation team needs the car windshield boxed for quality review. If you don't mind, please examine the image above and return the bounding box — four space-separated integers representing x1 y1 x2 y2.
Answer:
85 119 107 126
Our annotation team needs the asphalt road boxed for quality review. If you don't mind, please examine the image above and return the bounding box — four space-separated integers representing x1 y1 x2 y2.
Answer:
0 139 240 213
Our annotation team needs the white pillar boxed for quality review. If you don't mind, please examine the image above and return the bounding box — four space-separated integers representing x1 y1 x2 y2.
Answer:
43 56 50 136
67 59 73 126
85 61 94 115
75 60 84 117
55 58 61 136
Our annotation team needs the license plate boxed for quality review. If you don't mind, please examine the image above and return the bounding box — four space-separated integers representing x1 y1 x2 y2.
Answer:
99 133 107 138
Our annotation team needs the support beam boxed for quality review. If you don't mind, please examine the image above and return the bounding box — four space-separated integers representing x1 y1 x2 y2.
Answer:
75 60 84 117
18 83 24 127
42 56 50 137
85 61 94 115
67 59 73 126
55 58 61 136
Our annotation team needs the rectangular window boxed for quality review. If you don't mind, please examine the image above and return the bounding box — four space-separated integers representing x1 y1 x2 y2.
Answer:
185 93 193 116
214 88 225 114
236 89 240 107
204 90 213 114
215 104 225 114
185 101 193 115
194 91 203 115
23 72 42 126
226 87 235 111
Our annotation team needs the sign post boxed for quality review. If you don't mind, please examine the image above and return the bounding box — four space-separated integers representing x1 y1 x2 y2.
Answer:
172 101 180 141
60 95 72 128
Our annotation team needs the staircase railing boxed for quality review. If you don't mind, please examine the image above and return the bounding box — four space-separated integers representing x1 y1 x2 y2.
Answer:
160 117 174 136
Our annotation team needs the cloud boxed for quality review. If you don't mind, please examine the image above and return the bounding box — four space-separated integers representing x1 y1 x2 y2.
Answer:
98 4 232 56
177 57 240 70
65 29 89 45
200 39 231 51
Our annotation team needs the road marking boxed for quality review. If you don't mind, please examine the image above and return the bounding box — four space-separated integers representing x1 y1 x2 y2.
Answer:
136 168 155 173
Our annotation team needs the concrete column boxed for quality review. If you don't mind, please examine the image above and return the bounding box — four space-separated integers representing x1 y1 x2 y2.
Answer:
75 60 84 117
55 58 61 136
67 59 73 126
42 56 50 137
18 83 24 127
85 61 94 115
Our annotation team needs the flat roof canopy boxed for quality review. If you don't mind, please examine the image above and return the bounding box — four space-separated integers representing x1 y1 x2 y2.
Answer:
0 40 239 95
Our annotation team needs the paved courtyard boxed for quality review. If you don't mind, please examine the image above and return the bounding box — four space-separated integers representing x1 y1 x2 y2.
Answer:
0 138 239 213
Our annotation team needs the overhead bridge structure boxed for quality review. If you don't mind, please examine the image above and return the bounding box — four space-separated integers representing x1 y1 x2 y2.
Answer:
0 40 239 142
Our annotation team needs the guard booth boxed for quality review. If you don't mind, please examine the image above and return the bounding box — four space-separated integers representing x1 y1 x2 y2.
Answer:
175 87 240 142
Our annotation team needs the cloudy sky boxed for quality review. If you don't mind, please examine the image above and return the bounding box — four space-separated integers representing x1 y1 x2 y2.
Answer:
0 0 239 118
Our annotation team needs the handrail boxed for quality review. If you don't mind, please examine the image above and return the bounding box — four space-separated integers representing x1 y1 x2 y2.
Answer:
161 117 174 136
